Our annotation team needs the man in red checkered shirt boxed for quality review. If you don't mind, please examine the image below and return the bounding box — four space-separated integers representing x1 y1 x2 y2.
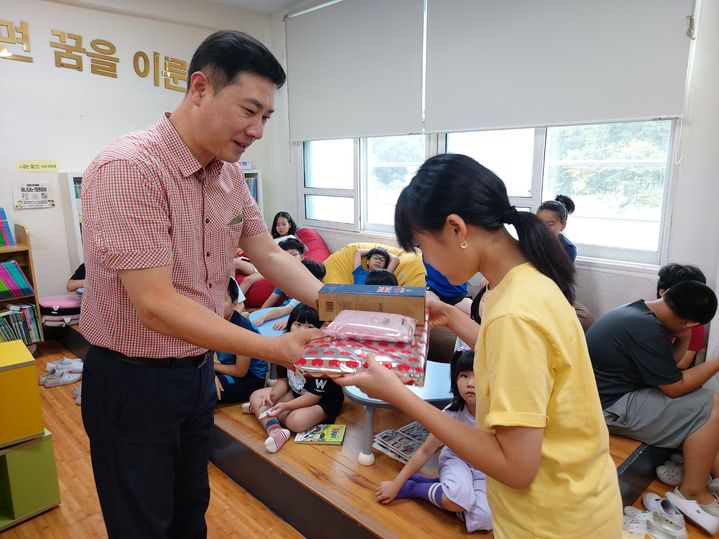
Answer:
80 31 323 539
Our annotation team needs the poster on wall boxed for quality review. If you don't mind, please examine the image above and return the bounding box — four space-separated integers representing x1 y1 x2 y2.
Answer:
13 183 55 209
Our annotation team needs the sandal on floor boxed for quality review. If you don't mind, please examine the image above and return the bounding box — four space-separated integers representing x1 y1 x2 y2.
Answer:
623 507 686 539
656 460 683 487
666 488 719 535
642 493 687 538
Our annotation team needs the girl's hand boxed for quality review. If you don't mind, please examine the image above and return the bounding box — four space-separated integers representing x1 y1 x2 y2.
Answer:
259 394 274 408
334 355 407 402
375 480 401 504
266 401 291 417
272 320 286 331
254 317 266 326
426 296 452 329
214 375 224 401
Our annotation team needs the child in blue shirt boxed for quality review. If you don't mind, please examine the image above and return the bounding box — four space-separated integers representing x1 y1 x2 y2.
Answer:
214 278 268 403
260 237 307 308
253 259 326 330
537 195 577 262
353 246 399 284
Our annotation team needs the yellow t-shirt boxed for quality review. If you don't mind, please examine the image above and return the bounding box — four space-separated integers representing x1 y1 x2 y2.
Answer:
475 263 622 538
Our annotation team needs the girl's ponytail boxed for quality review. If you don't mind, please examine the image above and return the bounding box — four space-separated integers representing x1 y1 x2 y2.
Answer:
509 209 575 302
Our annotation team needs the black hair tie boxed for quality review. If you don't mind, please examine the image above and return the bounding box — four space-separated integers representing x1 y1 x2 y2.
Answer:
502 206 518 225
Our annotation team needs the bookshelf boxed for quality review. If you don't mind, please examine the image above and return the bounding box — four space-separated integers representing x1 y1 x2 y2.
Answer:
58 172 83 270
0 224 44 344
244 169 263 214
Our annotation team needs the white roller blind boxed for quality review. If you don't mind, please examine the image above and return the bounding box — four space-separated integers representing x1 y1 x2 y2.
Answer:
285 0 424 141
425 0 694 133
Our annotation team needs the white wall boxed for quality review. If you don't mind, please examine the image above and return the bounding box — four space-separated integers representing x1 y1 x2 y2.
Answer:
0 0 273 296
269 1 719 321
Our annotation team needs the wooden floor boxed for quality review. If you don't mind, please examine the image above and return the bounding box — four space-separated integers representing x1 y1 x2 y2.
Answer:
3 340 709 538
215 400 484 539
1 341 303 539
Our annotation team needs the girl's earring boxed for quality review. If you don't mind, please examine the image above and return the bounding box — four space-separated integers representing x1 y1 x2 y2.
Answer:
459 240 468 249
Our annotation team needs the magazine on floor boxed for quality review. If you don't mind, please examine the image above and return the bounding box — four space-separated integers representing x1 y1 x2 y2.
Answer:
294 424 346 445
373 421 429 463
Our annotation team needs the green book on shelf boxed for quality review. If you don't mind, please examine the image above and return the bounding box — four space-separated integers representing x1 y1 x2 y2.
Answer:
294 424 346 445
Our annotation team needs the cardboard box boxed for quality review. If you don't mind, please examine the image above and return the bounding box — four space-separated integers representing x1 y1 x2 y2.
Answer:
318 284 426 325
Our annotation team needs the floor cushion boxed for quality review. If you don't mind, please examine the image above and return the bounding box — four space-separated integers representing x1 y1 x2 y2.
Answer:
323 242 426 287
240 226 333 307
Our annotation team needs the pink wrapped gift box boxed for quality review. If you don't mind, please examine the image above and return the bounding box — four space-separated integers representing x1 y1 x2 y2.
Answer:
296 312 429 386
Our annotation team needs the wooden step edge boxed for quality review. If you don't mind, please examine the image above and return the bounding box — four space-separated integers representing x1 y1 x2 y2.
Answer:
213 414 398 539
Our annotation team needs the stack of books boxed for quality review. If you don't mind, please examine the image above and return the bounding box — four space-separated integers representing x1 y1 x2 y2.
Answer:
0 260 33 299
0 303 41 345
0 208 14 247
373 421 429 463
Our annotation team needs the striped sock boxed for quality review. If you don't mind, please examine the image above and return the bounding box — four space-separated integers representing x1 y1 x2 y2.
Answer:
427 483 445 508
410 473 439 483
265 427 290 453
396 480 445 508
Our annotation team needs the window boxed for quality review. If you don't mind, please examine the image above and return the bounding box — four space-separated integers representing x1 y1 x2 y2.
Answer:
364 135 426 231
302 139 357 230
299 120 674 264
446 129 537 198
543 121 672 262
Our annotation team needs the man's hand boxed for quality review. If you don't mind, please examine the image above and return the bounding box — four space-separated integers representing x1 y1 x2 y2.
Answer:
270 328 323 370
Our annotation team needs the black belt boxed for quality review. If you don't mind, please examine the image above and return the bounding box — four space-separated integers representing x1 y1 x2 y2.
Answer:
104 347 209 369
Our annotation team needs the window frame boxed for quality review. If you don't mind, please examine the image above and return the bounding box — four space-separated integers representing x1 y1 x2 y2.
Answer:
297 139 361 232
297 120 677 266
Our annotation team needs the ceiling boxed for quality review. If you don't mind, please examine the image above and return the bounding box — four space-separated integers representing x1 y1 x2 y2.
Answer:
207 0 311 15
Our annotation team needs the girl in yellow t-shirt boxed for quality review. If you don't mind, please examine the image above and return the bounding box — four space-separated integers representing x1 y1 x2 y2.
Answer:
337 154 622 538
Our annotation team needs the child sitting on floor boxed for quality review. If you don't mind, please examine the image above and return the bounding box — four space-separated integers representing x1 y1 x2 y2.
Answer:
213 278 268 403
234 212 301 294
374 350 492 532
364 268 398 286
244 304 344 453
259 237 307 309
271 211 299 242
352 246 399 284
253 259 326 330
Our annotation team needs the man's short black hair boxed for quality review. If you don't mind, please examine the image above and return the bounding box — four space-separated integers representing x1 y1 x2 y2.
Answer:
187 30 286 94
278 237 306 255
365 269 398 286
664 281 717 325
366 247 390 269
302 259 326 281
657 263 706 298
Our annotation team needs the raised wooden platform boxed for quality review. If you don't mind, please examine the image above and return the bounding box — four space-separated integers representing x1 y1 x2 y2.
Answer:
213 401 480 539
213 398 679 538
44 327 675 535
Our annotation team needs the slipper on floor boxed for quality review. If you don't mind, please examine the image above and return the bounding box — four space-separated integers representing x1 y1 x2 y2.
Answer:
642 493 687 538
656 460 682 487
623 507 685 539
666 488 719 535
